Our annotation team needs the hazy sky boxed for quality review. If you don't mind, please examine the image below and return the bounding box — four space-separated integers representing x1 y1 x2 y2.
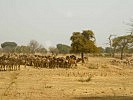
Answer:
0 0 133 48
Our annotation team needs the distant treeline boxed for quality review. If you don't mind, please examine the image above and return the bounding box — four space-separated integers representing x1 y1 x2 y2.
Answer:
0 30 133 60
0 40 72 55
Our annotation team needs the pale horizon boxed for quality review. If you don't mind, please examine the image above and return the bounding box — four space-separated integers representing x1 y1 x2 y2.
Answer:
0 0 133 48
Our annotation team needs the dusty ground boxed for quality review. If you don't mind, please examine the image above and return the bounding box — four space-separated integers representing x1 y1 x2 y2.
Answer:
0 57 133 100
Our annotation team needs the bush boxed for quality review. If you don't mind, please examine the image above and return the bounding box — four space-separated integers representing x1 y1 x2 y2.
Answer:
78 76 92 82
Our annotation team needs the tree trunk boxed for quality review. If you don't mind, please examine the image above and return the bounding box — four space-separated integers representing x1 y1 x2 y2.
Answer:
120 48 124 60
112 52 115 58
81 52 84 63
112 47 116 58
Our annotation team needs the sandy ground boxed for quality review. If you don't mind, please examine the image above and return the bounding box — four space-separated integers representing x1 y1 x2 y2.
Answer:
0 57 133 100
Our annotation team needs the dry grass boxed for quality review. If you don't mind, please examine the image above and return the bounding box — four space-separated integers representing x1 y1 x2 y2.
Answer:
0 57 133 100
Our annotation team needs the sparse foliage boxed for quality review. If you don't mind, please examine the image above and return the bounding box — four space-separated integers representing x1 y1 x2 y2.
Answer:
28 40 47 54
29 40 39 53
15 46 31 54
112 34 133 60
107 35 116 57
49 47 59 55
36 47 47 54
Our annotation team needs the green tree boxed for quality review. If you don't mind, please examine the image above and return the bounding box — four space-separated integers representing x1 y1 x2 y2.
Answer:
105 47 112 53
1 42 17 53
70 30 98 63
57 44 71 54
128 47 133 53
97 47 105 53
112 33 133 60
15 46 31 54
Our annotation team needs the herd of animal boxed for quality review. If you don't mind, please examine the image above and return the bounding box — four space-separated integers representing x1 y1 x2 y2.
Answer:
0 53 82 71
110 57 133 66
0 53 132 71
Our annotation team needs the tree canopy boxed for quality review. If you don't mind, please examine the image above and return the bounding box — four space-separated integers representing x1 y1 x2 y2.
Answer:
97 47 105 53
70 30 97 53
112 33 133 59
1 42 17 48
29 40 39 53
57 44 71 54
15 46 31 54
70 30 98 63
1 42 17 53
49 47 59 55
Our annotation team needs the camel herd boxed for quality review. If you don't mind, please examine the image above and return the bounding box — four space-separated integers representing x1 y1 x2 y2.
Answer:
0 53 132 71
110 57 133 66
0 53 82 71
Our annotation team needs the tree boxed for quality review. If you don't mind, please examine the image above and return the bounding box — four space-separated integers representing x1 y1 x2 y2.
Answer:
127 19 133 33
70 30 98 63
112 33 133 60
107 34 116 57
1 42 17 53
15 46 31 54
105 47 112 53
29 40 47 54
49 47 59 55
29 40 39 53
36 45 47 54
128 47 133 53
97 47 104 53
57 44 71 54
0 48 2 55
36 48 47 54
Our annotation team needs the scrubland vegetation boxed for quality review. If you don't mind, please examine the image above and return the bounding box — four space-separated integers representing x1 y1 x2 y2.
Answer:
0 25 133 100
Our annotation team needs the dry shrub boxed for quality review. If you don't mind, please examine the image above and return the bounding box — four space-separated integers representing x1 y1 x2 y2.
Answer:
87 63 99 69
101 64 108 68
78 76 92 82
45 84 53 88
45 85 52 88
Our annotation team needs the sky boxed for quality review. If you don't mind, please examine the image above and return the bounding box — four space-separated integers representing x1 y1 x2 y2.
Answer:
0 0 133 48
